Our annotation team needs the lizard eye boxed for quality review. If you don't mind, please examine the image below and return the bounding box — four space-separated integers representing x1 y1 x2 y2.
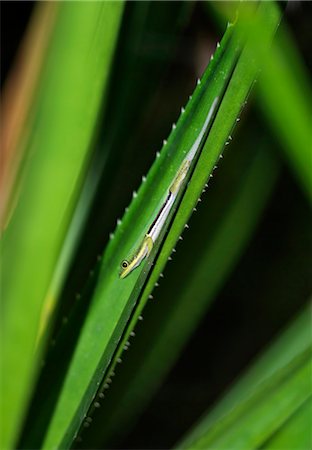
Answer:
121 260 129 269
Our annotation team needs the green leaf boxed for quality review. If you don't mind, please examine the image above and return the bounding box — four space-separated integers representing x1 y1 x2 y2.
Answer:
256 23 312 202
55 0 194 305
18 4 195 448
211 1 312 201
41 3 282 448
79 130 280 448
176 305 312 449
0 3 124 449
41 26 237 450
261 398 312 449
135 0 282 313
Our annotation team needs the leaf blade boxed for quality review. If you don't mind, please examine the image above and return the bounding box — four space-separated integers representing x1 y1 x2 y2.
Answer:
0 3 124 448
176 305 312 449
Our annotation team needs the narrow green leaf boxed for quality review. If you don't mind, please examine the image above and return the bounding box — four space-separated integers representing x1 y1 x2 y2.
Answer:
183 352 310 449
176 305 312 449
261 397 312 450
41 30 237 450
137 1 282 308
0 3 124 449
18 4 194 448
256 25 312 201
211 1 312 201
80 132 280 448
54 1 194 305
